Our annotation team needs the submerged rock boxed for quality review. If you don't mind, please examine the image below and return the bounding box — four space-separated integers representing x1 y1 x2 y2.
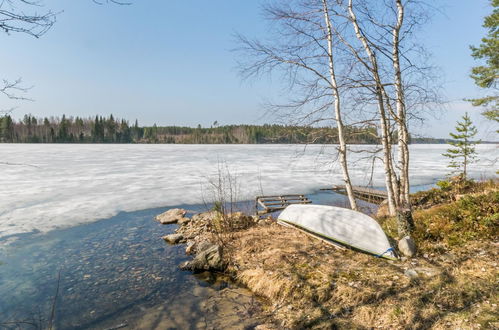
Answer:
398 236 416 257
163 233 184 244
180 242 224 272
155 208 187 224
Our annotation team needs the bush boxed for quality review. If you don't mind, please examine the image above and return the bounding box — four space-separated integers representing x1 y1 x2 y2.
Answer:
436 179 452 191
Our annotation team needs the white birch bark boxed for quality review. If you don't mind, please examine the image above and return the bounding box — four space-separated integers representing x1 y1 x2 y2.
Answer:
322 0 358 211
348 0 397 215
393 0 410 205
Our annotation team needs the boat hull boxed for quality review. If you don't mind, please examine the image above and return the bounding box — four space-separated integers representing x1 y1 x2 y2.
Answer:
277 204 396 259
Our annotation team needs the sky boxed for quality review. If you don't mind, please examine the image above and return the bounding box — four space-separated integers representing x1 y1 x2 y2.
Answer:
0 0 497 140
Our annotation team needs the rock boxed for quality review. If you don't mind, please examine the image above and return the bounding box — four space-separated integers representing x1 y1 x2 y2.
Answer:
196 240 214 252
404 268 418 279
155 208 187 224
162 233 184 244
191 211 217 224
185 241 196 255
180 242 224 272
414 267 440 278
398 236 416 257
227 212 255 230
178 217 191 226
254 325 277 330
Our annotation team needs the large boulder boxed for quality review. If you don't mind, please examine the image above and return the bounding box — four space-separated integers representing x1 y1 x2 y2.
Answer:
180 241 224 272
398 236 416 257
156 208 187 224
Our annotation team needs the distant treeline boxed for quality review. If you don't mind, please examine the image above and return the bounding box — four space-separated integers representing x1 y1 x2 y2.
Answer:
0 114 483 144
0 114 381 144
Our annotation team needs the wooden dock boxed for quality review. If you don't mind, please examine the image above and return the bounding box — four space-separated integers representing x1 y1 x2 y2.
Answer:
321 185 388 204
255 194 311 216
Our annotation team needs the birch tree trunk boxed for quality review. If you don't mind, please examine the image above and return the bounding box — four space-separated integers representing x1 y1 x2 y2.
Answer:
393 0 411 205
322 0 358 211
348 0 398 215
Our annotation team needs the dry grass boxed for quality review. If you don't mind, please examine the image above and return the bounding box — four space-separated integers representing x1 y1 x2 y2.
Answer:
221 189 498 329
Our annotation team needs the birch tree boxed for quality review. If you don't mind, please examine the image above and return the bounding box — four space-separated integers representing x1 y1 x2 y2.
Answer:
236 0 359 210
236 0 440 231
0 0 128 109
346 0 399 215
0 0 56 110
340 0 439 216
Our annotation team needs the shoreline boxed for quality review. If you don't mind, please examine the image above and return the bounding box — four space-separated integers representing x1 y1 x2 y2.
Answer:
1 179 497 328
162 178 498 328
0 182 439 247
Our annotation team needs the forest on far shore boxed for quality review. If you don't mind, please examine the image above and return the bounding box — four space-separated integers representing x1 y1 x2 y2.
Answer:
0 114 481 144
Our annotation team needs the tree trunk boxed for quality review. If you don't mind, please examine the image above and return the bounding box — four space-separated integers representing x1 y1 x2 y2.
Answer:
322 0 358 211
348 0 397 215
393 0 411 205
396 204 415 238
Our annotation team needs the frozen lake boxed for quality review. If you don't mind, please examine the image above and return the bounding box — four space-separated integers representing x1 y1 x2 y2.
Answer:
1 144 497 240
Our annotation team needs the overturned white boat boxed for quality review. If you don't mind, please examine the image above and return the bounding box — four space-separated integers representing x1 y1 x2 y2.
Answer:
277 204 396 259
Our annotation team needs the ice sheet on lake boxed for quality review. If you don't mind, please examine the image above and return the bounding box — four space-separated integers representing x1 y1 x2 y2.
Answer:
0 144 497 239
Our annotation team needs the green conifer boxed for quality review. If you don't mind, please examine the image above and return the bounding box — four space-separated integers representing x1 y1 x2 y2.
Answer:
442 113 479 179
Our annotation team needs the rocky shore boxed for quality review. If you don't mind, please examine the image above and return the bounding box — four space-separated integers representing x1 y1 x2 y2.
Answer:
155 179 498 329
156 208 261 272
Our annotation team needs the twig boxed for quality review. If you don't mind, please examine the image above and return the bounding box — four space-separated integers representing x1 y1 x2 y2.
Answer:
48 269 61 330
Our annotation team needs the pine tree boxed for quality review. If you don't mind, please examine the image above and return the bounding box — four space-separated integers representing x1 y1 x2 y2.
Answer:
470 0 498 125
443 113 479 180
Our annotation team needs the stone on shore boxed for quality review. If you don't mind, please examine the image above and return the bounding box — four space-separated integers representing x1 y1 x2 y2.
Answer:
163 233 184 244
398 236 417 257
155 208 187 224
178 217 191 225
404 268 419 279
180 241 224 272
185 241 196 255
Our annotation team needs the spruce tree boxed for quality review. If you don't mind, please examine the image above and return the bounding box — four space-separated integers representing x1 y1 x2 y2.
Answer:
470 0 498 125
443 113 479 180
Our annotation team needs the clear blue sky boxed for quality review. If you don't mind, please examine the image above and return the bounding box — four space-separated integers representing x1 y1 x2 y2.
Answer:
0 0 496 139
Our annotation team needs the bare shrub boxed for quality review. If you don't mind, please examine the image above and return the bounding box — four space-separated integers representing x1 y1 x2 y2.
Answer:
204 161 256 249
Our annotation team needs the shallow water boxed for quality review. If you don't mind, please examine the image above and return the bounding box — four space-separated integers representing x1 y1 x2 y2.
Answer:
0 204 266 329
0 184 438 329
